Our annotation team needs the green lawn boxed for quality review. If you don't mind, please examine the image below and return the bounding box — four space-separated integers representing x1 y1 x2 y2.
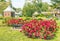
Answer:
0 20 60 41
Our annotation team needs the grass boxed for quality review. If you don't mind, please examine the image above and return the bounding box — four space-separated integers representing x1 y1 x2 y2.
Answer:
0 20 60 41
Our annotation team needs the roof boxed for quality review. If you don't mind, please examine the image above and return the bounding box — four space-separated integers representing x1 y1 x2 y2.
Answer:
4 6 15 12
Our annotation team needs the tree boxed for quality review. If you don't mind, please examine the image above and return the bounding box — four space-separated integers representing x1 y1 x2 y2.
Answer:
51 0 60 4
51 0 60 9
0 0 6 2
41 2 49 11
22 0 49 17
22 3 36 17
22 0 42 17
0 2 9 13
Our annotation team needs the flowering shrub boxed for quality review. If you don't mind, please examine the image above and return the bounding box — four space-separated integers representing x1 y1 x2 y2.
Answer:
7 18 24 26
22 19 58 40
7 18 30 27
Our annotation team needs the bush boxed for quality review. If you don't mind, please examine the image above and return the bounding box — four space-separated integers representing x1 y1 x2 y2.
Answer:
4 17 12 22
7 18 30 27
24 17 33 20
22 19 58 40
53 17 58 20
7 18 23 25
0 16 3 20
39 14 45 17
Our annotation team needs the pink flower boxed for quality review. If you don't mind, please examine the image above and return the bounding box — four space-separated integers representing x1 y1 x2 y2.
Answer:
21 19 58 39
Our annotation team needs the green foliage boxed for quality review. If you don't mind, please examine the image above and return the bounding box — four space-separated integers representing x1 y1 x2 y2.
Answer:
0 0 6 2
22 3 36 17
39 14 45 17
34 13 45 17
20 17 32 20
0 16 3 20
0 2 9 13
41 3 49 11
45 14 53 18
36 17 42 20
25 17 33 20
51 0 60 9
22 0 49 17
53 17 59 20
3 17 12 23
51 0 60 4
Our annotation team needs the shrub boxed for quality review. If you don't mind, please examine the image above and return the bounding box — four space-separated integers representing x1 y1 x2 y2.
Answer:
7 18 30 27
53 17 58 20
7 18 24 26
39 14 45 17
3 17 12 23
0 16 3 20
22 19 58 40
24 17 33 20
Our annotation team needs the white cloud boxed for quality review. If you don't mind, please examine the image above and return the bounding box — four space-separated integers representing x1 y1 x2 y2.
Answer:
11 0 25 8
42 0 51 4
10 0 51 8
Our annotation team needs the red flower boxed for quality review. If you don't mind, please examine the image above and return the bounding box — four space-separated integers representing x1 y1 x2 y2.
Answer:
22 19 58 39
44 35 47 39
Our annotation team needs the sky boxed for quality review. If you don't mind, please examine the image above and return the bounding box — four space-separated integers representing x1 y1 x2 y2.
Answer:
11 0 25 8
6 0 51 8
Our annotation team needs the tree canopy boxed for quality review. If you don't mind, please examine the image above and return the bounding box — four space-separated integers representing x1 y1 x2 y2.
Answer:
51 0 60 4
0 0 6 2
0 2 9 13
22 0 49 17
51 0 60 9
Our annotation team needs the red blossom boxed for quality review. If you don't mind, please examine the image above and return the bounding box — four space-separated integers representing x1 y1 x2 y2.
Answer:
22 19 58 39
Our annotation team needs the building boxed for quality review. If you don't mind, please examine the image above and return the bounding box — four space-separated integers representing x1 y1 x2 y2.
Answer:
3 6 15 17
15 11 22 17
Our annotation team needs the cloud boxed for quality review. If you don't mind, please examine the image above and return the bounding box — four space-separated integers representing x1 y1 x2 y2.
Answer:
11 0 51 8
11 0 25 8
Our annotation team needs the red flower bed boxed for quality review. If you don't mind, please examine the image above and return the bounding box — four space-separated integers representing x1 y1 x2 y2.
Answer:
7 18 24 26
7 18 30 27
22 19 58 40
